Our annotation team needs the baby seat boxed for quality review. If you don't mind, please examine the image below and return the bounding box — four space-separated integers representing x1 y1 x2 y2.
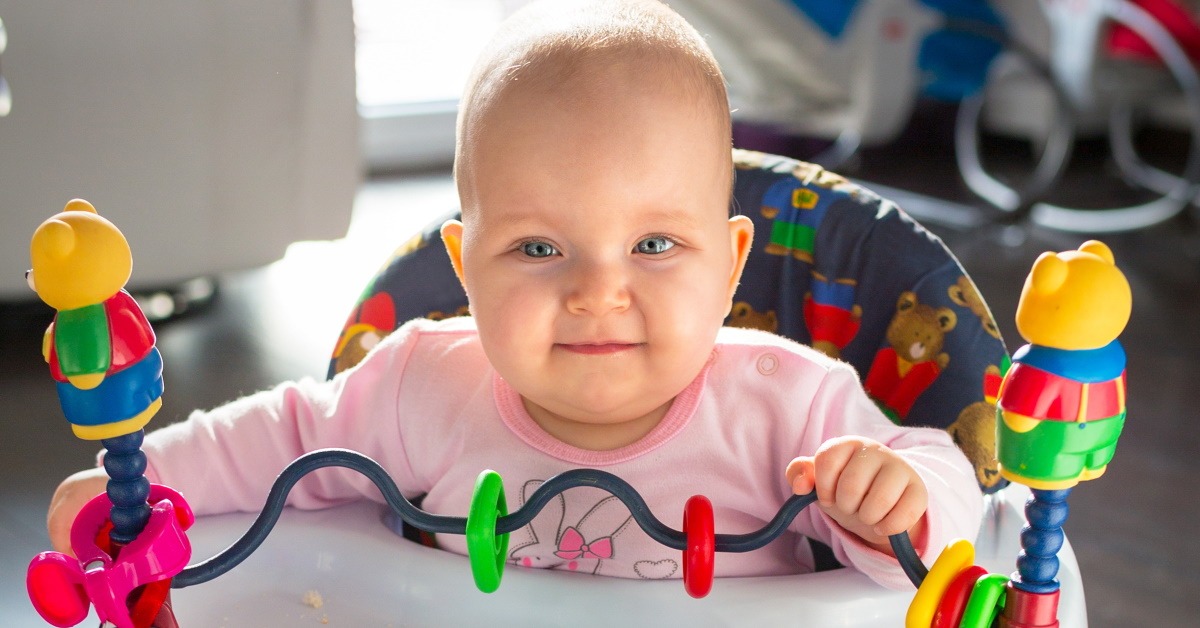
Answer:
170 151 1087 626
957 0 1200 232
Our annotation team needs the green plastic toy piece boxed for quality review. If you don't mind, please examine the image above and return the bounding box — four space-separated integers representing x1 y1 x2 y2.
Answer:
466 469 509 593
960 573 1009 628
55 303 110 376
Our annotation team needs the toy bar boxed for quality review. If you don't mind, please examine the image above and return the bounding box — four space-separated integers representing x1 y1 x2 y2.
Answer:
25 200 186 627
906 241 1131 628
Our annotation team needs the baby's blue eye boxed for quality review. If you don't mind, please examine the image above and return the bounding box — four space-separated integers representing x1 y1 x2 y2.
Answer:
635 236 675 255
520 241 557 258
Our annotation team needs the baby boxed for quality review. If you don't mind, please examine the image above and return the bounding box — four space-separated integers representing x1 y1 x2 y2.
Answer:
48 0 981 589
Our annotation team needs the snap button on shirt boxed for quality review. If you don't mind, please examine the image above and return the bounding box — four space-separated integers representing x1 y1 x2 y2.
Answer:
756 353 779 375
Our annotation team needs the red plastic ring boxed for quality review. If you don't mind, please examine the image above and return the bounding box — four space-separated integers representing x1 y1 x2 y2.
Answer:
932 565 988 628
682 495 715 598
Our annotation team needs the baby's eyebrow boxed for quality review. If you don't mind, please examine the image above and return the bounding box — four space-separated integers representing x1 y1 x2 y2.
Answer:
485 211 545 231
482 207 704 233
639 208 703 231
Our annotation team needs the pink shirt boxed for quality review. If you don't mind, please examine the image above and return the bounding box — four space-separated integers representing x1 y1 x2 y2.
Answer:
140 317 982 590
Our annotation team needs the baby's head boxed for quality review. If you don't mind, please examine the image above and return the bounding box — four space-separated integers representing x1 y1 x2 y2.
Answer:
442 0 753 449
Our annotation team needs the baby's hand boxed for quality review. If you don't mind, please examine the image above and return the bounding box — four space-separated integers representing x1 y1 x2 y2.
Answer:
47 467 110 556
785 436 928 555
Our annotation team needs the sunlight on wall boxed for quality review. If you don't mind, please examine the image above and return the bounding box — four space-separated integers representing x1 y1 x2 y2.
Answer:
354 0 505 107
253 174 460 377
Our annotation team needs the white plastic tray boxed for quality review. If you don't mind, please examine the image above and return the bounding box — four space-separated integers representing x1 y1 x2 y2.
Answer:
151 484 1087 627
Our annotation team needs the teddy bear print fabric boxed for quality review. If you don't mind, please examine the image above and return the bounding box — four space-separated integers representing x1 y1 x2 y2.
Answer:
726 150 1007 492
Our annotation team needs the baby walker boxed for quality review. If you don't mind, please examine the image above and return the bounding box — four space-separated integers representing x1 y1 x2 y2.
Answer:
22 200 1129 627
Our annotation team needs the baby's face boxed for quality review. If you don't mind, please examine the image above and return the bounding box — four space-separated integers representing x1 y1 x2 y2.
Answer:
446 62 751 446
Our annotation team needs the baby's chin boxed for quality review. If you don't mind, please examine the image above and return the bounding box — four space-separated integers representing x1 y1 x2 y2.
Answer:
528 392 673 424
520 391 676 446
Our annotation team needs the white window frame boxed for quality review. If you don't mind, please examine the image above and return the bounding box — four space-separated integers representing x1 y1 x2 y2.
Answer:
360 100 459 172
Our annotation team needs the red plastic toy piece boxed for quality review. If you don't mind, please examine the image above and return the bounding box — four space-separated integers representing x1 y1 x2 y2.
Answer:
1000 585 1061 628
932 564 988 628
682 495 715 599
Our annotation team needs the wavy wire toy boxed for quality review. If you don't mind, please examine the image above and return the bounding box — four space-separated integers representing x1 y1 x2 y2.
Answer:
23 201 1130 628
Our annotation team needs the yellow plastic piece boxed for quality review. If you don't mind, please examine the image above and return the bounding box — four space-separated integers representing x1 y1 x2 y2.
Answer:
1015 240 1131 351
906 538 975 628
70 397 161 441
67 373 105 390
1000 467 1088 491
1001 411 1040 434
1079 465 1108 482
29 199 133 312
42 326 53 363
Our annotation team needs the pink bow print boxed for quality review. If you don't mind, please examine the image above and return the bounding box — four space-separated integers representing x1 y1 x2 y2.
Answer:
555 526 613 560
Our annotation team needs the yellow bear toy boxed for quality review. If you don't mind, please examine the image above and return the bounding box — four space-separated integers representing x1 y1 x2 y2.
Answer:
996 240 1131 489
29 199 164 440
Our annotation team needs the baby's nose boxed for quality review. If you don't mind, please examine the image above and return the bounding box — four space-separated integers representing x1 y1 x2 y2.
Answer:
566 260 630 315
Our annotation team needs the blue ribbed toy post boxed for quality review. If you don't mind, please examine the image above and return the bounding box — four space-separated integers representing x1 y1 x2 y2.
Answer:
1013 488 1071 594
102 430 153 545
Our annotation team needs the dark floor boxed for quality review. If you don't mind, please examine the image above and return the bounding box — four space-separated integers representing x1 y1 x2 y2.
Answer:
2 101 1197 626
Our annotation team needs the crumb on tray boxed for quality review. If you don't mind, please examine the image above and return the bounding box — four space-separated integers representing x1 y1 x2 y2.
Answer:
302 589 324 609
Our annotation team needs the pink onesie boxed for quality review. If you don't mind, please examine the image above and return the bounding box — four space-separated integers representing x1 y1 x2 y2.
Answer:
138 317 982 590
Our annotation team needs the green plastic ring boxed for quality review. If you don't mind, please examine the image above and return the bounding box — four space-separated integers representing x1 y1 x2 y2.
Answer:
466 469 509 593
959 573 1010 628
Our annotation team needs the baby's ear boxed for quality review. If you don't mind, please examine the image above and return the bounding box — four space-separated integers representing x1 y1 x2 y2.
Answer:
440 220 467 288
725 215 754 306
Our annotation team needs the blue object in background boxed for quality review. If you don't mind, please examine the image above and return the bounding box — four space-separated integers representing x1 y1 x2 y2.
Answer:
788 0 1008 102
920 0 1003 25
917 0 1007 101
786 0 862 39
918 28 1004 100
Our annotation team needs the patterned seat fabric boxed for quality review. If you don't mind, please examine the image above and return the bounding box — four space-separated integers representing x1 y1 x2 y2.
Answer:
330 149 1008 494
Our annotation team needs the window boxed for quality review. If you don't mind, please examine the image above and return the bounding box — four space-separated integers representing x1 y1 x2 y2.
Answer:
355 0 513 171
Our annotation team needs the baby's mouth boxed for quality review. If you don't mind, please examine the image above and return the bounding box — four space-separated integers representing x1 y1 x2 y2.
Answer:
557 342 642 355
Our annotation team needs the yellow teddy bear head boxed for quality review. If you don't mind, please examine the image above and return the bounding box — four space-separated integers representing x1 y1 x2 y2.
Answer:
1015 240 1131 350
28 199 132 311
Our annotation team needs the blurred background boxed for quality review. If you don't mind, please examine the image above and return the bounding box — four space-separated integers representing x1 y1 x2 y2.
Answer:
1 1 1197 626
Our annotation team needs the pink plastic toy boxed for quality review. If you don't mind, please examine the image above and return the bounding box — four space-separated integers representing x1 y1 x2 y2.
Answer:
26 484 194 628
